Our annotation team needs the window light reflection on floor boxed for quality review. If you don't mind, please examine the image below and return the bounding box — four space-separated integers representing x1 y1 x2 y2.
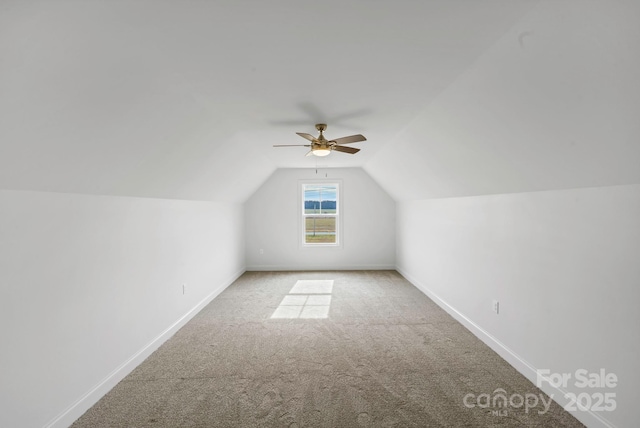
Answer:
271 280 333 319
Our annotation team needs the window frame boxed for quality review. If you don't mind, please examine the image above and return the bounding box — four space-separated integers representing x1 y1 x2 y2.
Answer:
299 180 343 248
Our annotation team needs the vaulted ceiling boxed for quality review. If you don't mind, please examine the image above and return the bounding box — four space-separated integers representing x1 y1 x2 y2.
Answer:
1 0 638 203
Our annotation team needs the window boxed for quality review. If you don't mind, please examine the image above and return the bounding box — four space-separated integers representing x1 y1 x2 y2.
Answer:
302 183 339 245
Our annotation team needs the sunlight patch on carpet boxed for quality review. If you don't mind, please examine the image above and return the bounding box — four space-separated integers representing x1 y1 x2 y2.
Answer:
271 280 334 319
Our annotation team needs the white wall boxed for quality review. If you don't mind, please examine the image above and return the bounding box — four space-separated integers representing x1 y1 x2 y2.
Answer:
245 168 395 270
0 190 245 428
396 184 640 428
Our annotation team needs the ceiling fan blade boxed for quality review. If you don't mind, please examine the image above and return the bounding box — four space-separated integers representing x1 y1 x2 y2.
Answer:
273 144 311 147
333 145 360 154
330 134 366 145
296 132 316 142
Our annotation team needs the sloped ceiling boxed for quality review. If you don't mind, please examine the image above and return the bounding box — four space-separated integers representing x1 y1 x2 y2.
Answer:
365 0 640 200
0 0 539 203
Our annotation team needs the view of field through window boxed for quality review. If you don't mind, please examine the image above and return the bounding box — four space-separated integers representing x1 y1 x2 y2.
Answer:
303 183 338 244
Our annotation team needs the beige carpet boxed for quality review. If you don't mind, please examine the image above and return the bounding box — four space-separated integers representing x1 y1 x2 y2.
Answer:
72 271 584 427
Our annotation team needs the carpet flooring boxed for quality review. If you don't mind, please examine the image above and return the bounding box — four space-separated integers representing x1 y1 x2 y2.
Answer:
72 271 584 427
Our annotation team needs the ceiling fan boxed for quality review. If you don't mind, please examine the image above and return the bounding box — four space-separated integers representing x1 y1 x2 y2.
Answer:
273 124 366 157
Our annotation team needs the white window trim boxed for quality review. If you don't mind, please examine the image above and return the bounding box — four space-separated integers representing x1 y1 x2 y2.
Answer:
298 179 343 249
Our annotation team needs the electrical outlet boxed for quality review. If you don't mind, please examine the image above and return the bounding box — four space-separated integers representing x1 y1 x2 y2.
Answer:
492 300 499 314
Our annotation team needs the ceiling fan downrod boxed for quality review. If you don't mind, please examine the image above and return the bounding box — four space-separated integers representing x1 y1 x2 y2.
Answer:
315 123 327 141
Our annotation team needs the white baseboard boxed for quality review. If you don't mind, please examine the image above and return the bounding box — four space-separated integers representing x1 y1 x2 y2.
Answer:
45 268 245 428
396 266 616 428
246 264 396 271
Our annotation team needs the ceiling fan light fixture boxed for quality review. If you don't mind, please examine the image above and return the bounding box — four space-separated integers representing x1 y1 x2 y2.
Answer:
273 123 366 157
312 148 331 157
